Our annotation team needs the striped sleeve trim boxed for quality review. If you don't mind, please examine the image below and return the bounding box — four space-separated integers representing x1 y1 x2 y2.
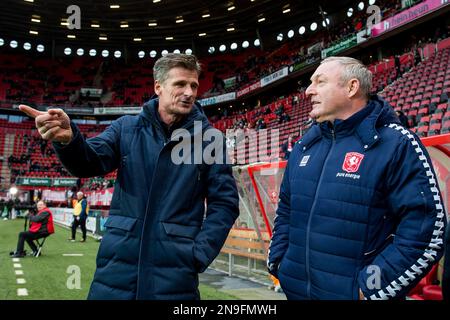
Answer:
368 124 446 300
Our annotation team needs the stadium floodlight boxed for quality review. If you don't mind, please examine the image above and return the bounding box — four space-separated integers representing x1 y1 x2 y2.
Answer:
89 49 97 56
102 49 109 57
10 40 18 48
0 38 4 46
369 0 376 5
138 51 145 58
161 50 168 56
23 42 31 50
287 30 294 38
114 50 121 58
299 26 306 35
77 48 84 56
277 33 283 41
64 47 72 55
310 22 318 31
242 41 249 48
219 44 226 52
37 44 44 52
150 50 157 58
173 49 181 54
231 43 237 50
254 39 260 47
322 18 330 27
347 8 354 17
9 186 18 196
358 2 365 10
185 48 192 55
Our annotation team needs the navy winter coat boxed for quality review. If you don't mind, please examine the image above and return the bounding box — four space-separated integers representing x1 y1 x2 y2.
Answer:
268 96 446 300
54 99 239 299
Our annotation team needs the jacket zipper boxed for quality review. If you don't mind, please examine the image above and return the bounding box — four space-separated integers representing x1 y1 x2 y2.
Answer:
135 115 204 299
305 128 335 298
136 123 166 299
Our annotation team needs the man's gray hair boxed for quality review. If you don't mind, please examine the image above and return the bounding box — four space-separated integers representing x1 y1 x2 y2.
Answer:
153 53 201 84
321 56 373 98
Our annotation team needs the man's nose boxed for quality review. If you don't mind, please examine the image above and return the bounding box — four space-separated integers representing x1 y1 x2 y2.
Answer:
184 85 194 97
305 84 314 98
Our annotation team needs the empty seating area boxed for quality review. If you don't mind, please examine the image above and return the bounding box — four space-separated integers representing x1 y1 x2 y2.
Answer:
380 47 450 136
0 119 117 190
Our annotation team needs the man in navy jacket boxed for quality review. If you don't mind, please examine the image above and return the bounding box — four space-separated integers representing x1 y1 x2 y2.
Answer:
268 56 446 300
19 53 239 299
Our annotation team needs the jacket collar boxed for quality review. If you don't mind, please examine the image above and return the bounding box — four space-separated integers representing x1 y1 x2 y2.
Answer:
299 95 400 151
141 98 210 135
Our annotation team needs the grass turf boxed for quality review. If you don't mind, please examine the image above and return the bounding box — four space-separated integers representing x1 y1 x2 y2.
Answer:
0 219 237 300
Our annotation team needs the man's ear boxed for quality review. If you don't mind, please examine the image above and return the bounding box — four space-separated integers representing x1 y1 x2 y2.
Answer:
347 79 360 98
154 80 162 96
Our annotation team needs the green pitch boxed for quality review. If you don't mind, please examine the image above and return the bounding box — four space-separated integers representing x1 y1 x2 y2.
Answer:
0 219 237 300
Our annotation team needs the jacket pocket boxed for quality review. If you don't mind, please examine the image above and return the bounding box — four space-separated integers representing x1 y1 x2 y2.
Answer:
104 215 137 232
161 222 201 270
162 222 200 240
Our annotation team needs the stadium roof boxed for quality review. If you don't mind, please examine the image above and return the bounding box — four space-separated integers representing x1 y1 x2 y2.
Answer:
0 0 357 54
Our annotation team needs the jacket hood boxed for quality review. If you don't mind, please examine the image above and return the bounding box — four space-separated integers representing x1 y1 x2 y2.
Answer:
300 95 400 151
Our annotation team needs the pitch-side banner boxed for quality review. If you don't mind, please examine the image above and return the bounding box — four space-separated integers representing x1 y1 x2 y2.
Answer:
198 92 236 107
236 81 262 98
260 67 289 87
94 106 142 115
371 0 449 37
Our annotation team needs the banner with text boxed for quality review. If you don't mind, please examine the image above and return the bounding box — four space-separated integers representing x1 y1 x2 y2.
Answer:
321 35 358 58
94 106 142 115
261 67 289 87
236 81 262 98
15 177 78 187
371 0 449 37
198 92 236 107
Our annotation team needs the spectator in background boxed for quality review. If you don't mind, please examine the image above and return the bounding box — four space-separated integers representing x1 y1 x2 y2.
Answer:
281 134 295 160
395 55 402 79
68 191 89 242
10 200 54 258
396 110 410 128
268 56 446 300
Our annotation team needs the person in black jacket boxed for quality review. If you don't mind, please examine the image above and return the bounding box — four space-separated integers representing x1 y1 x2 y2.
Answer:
19 53 239 300
10 200 54 258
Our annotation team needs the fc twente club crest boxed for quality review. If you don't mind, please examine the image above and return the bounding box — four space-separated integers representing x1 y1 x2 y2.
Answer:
342 152 364 173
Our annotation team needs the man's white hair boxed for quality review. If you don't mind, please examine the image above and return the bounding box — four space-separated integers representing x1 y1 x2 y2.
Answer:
77 191 84 196
321 56 373 98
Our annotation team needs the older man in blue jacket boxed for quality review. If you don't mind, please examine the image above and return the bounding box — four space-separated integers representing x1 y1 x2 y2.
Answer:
268 56 446 300
19 53 239 300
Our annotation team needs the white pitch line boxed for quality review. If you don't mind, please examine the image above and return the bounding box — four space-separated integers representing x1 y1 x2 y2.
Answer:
17 288 28 296
12 258 20 262
62 254 84 257
17 278 26 285
13 263 22 268
15 270 24 276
